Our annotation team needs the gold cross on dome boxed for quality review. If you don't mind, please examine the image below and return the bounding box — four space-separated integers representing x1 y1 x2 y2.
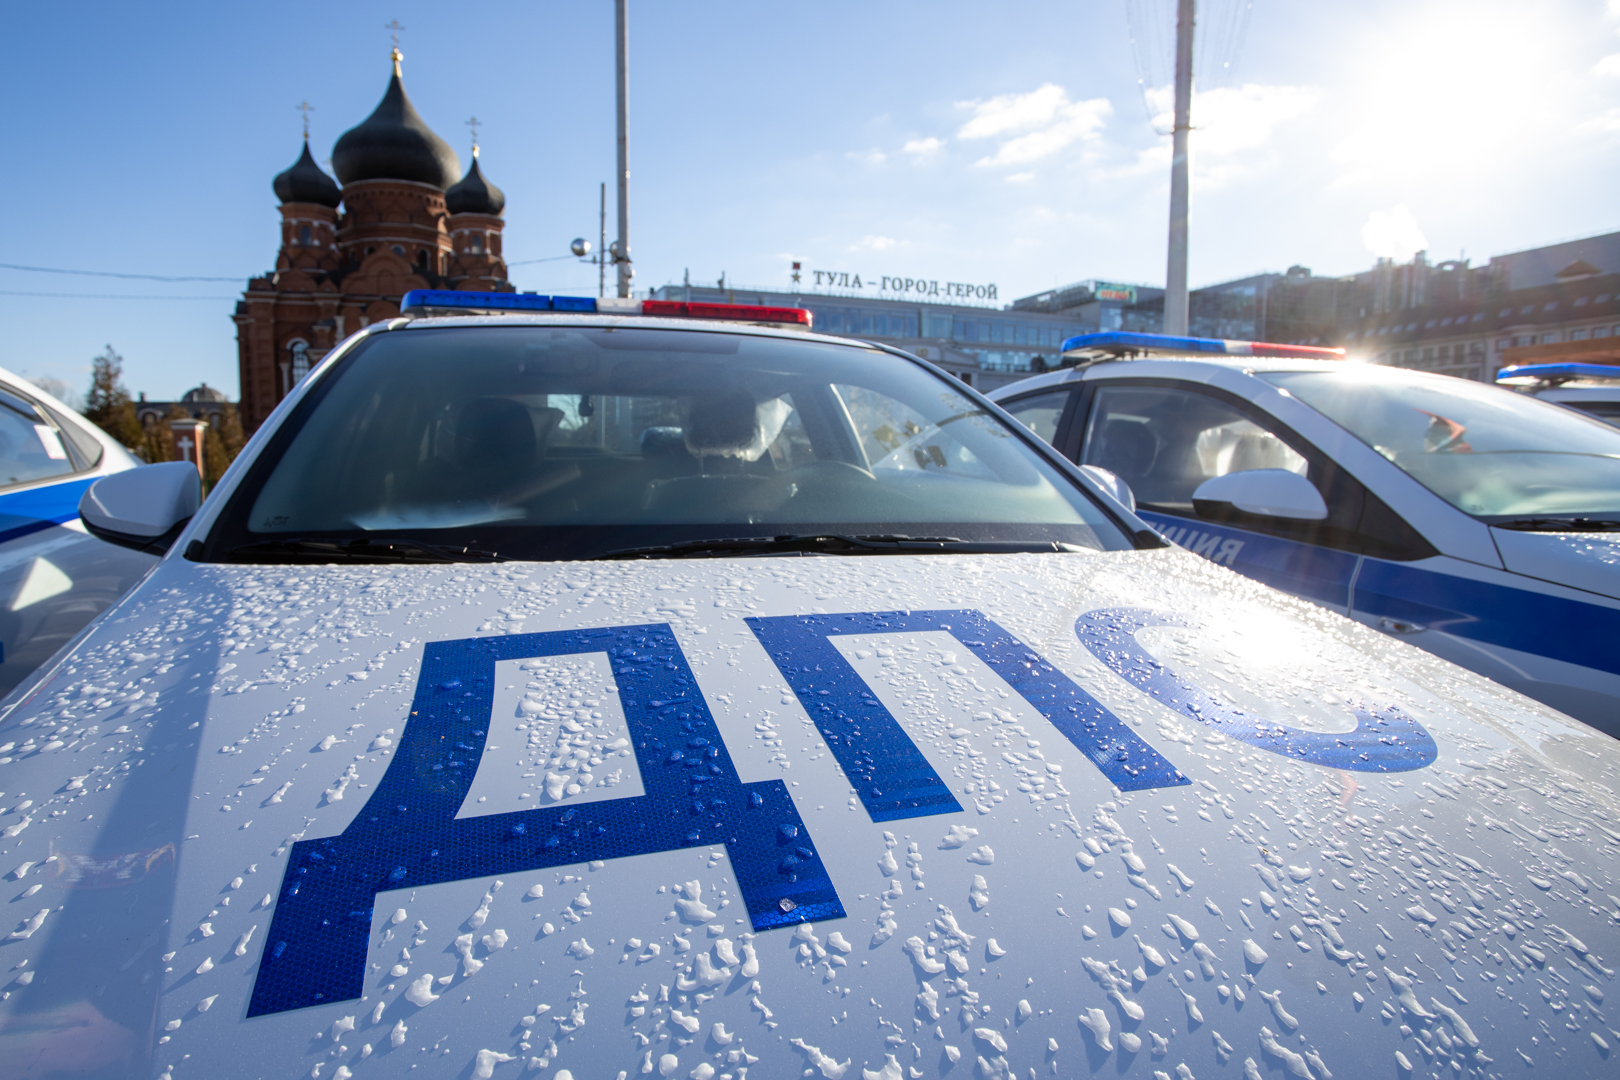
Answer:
384 19 406 48
296 101 315 140
465 116 482 156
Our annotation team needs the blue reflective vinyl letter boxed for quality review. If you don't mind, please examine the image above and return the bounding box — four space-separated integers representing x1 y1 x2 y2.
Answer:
748 609 1188 814
248 624 843 1018
1075 608 1438 771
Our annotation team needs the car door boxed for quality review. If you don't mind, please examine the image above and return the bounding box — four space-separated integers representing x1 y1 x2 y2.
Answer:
0 384 155 695
996 388 1080 457
1072 378 1432 614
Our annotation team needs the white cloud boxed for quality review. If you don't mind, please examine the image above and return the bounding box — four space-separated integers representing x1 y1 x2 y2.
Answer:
848 235 903 252
1141 82 1318 183
902 137 944 155
1361 205 1428 260
1005 171 1036 184
1594 54 1620 77
1579 106 1620 133
955 83 1112 167
846 149 886 165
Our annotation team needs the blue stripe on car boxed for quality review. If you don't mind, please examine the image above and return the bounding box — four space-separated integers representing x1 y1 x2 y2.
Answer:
1141 509 1620 680
0 476 96 546
1137 510 1358 608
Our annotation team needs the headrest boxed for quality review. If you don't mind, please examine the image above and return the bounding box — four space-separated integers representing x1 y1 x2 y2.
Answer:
684 390 762 459
457 398 537 466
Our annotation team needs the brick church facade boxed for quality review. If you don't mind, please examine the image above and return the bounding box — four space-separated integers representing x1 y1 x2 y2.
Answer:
234 48 512 432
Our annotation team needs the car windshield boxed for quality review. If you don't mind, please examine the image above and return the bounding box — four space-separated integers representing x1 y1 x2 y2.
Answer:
209 324 1126 560
1263 367 1620 520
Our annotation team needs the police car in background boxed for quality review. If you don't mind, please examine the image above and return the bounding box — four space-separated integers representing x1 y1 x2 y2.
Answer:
0 293 1611 1080
1497 361 1620 427
990 331 1620 736
0 367 155 695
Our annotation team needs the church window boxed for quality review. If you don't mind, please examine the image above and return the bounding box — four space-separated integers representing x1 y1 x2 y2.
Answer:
289 341 311 385
416 249 429 268
299 224 311 246
470 236 484 255
391 245 405 257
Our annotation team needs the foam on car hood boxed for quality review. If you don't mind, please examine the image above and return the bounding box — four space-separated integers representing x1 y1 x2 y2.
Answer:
0 549 1609 1080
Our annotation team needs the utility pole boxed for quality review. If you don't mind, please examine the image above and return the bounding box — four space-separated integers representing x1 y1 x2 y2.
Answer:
1163 0 1195 336
599 182 607 299
614 0 632 298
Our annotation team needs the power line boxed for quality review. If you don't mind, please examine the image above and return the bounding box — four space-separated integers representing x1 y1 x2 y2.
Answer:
3 254 579 281
0 290 235 300
0 262 245 283
505 255 580 267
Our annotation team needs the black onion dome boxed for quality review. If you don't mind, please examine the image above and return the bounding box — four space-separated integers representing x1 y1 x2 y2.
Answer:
331 58 460 189
445 155 505 216
272 141 341 207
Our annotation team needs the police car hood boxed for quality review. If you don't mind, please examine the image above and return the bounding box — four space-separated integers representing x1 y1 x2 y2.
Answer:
1491 526 1620 601
0 551 1612 1080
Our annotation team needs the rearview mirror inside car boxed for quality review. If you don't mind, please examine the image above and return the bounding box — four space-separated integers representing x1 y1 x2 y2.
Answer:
79 461 202 554
1191 468 1327 523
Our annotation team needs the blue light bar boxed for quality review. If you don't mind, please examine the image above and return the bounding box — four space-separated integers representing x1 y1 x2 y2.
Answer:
1496 362 1620 385
399 290 599 314
1059 330 1346 360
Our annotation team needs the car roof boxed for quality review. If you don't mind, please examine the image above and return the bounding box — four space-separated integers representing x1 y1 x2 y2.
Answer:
395 311 886 351
988 356 1362 399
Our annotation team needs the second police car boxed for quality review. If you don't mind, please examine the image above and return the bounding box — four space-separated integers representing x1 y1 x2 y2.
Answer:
991 332 1620 737
1496 362 1620 428
0 367 156 696
0 294 1613 1080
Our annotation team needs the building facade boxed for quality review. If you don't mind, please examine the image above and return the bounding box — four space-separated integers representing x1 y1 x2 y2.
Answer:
1079 231 1620 383
233 48 511 432
135 383 232 430
648 283 1093 391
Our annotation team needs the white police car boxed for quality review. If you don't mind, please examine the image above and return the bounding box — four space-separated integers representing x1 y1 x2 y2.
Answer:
1497 362 1620 428
0 368 155 696
0 296 1613 1080
990 332 1620 737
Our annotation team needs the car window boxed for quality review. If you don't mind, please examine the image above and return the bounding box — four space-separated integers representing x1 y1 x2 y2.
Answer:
998 390 1071 446
1266 369 1620 518
1561 400 1620 427
0 391 76 489
213 326 1130 559
1080 383 1306 512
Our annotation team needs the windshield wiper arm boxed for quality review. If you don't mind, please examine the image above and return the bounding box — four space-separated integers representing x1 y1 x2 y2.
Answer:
1492 517 1620 533
223 538 506 563
592 534 1087 560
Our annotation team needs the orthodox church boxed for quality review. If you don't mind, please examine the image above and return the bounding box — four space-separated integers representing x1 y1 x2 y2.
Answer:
233 48 510 431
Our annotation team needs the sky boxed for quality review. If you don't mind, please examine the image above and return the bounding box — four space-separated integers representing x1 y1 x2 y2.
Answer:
1 0 1618 401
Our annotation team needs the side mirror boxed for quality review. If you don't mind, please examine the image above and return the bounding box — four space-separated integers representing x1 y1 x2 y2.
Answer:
1079 464 1136 513
1192 468 1326 522
79 462 202 554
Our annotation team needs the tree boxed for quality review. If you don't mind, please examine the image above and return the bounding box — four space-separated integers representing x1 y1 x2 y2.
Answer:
139 406 183 465
203 403 246 486
81 345 142 450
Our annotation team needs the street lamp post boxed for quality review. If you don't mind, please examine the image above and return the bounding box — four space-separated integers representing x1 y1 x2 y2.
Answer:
1163 0 1195 336
614 0 632 298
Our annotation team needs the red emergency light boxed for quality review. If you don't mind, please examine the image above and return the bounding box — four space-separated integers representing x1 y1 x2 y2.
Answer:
641 300 813 329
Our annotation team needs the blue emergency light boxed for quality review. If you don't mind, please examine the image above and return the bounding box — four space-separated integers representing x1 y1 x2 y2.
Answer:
400 290 598 314
399 290 813 328
1495 362 1620 385
1060 330 1346 361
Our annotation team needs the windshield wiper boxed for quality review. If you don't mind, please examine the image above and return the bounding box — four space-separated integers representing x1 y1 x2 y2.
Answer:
223 538 506 563
1492 517 1620 533
592 534 1088 560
